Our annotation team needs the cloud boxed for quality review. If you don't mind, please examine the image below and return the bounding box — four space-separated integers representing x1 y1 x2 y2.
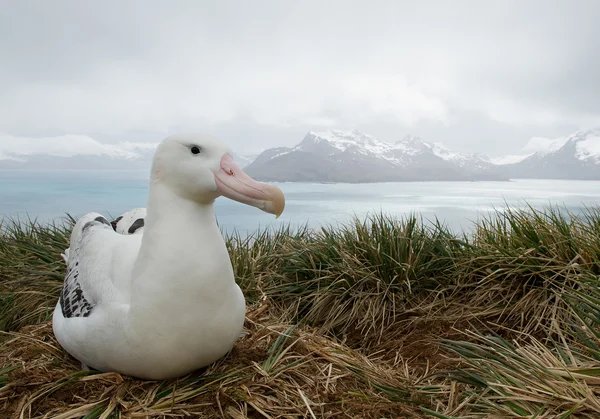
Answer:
335 75 449 125
0 134 157 160
0 1 598 156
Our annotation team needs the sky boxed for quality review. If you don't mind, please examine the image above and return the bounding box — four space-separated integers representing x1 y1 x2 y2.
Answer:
1 0 599 160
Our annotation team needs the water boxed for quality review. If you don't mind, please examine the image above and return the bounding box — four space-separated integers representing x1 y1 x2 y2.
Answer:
1 169 600 235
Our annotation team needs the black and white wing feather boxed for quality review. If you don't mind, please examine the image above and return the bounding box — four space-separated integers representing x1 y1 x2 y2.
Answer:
111 208 146 235
59 213 125 319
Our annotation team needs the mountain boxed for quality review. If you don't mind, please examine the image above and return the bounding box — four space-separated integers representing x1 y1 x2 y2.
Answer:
0 145 257 170
5 128 600 181
233 153 259 168
0 139 157 170
503 129 600 180
0 153 155 171
244 129 506 182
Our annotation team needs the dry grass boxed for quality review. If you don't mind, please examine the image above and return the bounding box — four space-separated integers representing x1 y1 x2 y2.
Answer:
2 206 600 417
1 304 436 418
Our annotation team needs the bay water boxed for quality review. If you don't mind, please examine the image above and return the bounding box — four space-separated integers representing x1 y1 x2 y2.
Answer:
1 170 600 236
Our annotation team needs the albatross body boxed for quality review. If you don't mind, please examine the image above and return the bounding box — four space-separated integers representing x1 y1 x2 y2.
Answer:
52 134 284 380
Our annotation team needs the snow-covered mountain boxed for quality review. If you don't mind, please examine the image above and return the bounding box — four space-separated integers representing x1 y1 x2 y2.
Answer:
244 130 506 182
489 154 533 165
0 137 257 170
396 135 494 171
4 128 600 181
503 129 600 179
0 135 158 170
0 147 157 171
246 128 600 183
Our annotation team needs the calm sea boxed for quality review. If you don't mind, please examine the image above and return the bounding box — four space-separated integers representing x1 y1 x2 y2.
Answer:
1 170 600 235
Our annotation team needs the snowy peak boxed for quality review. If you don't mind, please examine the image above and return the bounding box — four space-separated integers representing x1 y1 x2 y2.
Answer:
568 129 600 162
300 130 436 168
395 134 428 149
245 129 507 182
394 134 492 168
498 128 600 180
308 129 379 145
300 129 394 156
294 129 492 168
303 130 430 158
514 129 600 163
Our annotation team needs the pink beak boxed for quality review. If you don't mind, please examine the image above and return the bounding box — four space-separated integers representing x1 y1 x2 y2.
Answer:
214 154 285 218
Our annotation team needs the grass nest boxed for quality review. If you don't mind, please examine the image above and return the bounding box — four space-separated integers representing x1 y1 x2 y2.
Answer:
2 206 600 418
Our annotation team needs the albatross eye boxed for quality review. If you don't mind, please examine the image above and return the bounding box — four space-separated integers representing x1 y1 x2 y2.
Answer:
190 146 202 155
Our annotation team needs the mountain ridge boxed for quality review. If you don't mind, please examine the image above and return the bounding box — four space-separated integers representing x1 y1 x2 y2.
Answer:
3 128 600 181
244 129 507 182
0 144 256 170
502 129 600 180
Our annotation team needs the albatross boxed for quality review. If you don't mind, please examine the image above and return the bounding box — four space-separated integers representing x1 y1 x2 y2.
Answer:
52 133 285 380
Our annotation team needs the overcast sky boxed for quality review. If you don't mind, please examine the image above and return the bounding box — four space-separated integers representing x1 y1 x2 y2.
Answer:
1 0 598 158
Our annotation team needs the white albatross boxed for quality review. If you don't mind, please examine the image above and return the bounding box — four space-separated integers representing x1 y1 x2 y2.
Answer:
52 133 285 380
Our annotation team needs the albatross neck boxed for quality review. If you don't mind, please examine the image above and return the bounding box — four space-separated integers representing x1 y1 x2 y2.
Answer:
143 181 221 238
130 181 234 301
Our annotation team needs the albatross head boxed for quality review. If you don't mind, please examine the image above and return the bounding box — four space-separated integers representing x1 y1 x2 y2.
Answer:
151 133 285 217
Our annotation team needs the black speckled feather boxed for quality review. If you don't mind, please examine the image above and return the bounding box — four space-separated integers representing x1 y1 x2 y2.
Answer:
59 215 112 318
60 260 94 318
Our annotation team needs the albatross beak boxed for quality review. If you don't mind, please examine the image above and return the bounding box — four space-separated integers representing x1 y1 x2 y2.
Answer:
214 154 285 218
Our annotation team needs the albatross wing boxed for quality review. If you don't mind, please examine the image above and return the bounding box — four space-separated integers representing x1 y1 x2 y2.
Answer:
58 213 128 319
53 212 143 370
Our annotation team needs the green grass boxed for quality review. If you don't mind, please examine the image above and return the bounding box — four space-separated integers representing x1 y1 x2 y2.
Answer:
1 205 600 417
0 215 72 331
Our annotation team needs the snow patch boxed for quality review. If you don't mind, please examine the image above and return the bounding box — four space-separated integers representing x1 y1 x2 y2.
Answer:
308 129 394 156
119 141 159 152
432 142 459 161
0 151 25 162
491 129 600 165
524 136 569 155
490 154 533 165
519 130 600 162
268 150 292 160
0 133 157 161
304 130 490 168
575 135 600 160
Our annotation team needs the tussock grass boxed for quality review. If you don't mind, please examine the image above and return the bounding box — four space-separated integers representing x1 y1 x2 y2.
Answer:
455 206 600 337
0 216 73 332
264 214 464 341
2 205 600 417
